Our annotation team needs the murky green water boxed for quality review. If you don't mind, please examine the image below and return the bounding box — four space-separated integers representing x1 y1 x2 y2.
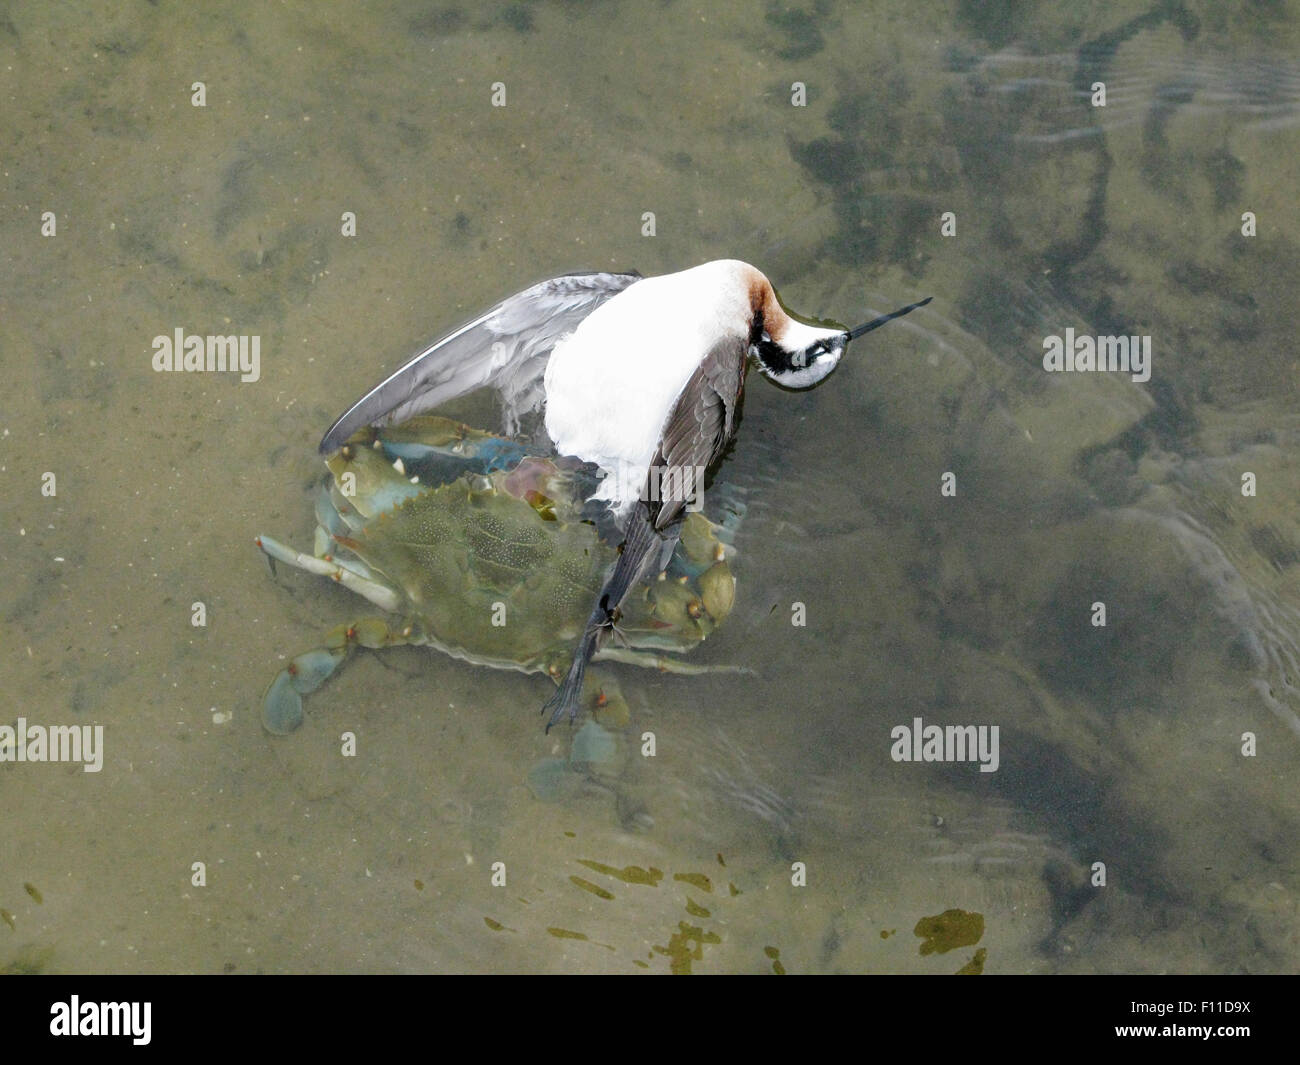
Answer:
2 1 1297 973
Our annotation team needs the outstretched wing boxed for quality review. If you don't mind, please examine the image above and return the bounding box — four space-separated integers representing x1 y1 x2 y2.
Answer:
647 332 748 531
319 270 642 454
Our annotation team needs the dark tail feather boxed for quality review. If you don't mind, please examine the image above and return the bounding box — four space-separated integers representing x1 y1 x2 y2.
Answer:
599 504 664 612
543 504 669 731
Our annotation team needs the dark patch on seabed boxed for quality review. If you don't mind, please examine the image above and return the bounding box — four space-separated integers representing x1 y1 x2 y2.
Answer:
790 0 1207 276
764 1 831 61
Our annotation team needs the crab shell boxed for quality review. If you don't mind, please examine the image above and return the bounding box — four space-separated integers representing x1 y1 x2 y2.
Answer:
258 416 741 732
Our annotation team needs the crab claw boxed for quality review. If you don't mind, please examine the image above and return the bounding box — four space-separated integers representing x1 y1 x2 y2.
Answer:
262 647 347 734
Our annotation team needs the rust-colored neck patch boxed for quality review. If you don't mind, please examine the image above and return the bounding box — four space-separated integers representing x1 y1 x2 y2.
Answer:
743 264 788 343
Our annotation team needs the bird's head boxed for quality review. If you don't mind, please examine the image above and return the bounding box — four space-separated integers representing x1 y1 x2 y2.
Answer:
751 288 932 390
751 317 850 389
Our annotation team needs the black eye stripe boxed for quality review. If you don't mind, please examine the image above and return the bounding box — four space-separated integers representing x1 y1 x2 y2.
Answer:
754 337 800 373
752 333 839 376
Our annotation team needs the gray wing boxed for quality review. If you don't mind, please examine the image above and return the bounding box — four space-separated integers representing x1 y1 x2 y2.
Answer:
647 332 748 531
319 270 641 454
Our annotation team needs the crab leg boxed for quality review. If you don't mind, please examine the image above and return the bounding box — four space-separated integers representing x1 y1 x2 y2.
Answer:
592 647 753 675
256 534 402 614
261 616 421 734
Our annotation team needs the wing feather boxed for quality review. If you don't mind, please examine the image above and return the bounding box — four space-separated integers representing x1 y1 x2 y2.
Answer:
647 334 747 530
319 271 641 453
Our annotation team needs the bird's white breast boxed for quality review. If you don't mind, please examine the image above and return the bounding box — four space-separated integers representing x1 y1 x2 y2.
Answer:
544 260 753 513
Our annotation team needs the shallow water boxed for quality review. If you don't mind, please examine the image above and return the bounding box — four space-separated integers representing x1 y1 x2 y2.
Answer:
2 1 1298 973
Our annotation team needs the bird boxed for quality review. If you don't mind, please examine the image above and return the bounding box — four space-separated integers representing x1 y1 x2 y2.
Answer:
318 259 931 730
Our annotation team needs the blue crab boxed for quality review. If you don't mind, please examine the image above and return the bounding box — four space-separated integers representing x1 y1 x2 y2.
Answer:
257 416 742 733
